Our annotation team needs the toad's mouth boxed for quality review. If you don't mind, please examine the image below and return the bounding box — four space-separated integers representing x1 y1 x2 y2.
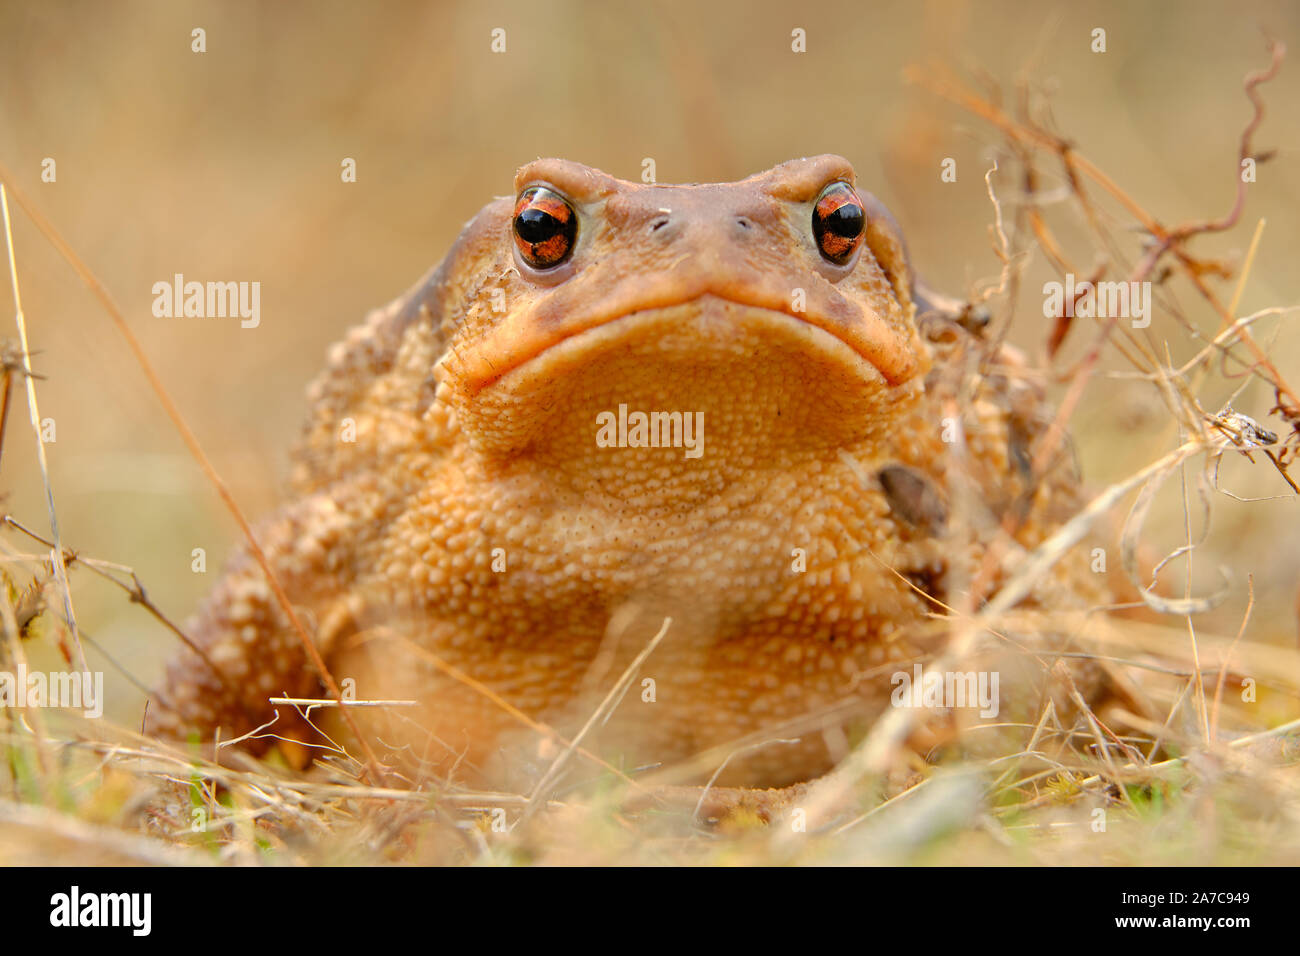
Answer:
440 279 921 393
441 299 920 465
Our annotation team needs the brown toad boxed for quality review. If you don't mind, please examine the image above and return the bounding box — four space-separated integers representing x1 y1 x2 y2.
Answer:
149 156 1101 788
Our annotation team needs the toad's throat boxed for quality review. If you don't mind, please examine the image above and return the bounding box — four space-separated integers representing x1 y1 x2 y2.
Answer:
446 280 921 392
444 302 914 468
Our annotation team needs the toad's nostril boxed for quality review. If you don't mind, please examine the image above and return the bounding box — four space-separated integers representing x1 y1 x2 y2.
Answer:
650 216 671 232
735 216 753 231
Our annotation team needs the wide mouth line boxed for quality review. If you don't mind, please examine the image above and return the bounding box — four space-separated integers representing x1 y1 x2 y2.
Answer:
581 292 840 337
456 292 877 392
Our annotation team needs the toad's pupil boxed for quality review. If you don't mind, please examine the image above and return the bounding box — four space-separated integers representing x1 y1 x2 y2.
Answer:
516 207 561 243
826 203 863 237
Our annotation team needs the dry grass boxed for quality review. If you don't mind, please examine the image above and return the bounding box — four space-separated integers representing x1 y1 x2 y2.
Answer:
1 35 1298 865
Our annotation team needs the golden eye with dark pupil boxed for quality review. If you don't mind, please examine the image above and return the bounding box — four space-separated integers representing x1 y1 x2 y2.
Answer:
513 186 577 269
812 181 865 264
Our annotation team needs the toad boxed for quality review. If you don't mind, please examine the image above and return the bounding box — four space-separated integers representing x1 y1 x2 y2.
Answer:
148 156 1102 789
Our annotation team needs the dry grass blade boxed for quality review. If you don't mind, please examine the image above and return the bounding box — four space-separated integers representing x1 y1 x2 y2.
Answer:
522 616 672 819
0 163 386 786
0 185 85 676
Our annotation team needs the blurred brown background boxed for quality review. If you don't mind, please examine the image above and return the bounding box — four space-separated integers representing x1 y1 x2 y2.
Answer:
0 0 1296 724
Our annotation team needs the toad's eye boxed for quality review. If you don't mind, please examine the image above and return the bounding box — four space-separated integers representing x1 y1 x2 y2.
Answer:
513 186 577 269
812 181 865 265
